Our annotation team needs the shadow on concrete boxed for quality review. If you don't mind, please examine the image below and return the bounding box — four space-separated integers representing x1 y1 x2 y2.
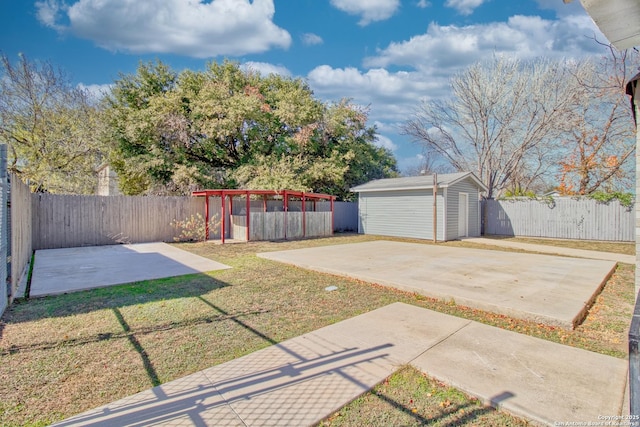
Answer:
51 340 395 426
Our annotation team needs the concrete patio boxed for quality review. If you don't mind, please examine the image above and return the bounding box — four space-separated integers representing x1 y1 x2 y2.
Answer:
27 242 231 297
258 240 617 329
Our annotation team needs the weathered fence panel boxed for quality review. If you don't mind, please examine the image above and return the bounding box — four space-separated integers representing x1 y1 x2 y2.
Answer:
32 195 205 249
484 198 634 242
229 211 331 241
306 212 332 237
334 201 358 232
9 174 32 303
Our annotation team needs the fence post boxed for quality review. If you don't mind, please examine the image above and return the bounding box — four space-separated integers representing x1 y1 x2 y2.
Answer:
630 290 640 417
0 145 7 316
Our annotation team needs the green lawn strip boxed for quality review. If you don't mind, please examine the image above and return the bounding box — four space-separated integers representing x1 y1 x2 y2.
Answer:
0 234 633 426
483 235 635 255
317 365 530 427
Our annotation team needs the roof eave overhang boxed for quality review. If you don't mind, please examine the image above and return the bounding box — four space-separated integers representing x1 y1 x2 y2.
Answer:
578 0 640 50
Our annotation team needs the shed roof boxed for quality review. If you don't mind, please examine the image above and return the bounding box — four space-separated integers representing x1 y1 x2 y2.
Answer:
350 172 488 193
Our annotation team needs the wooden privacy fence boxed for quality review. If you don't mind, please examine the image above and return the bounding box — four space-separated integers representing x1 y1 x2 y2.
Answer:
28 194 359 250
333 201 358 232
10 174 32 303
484 198 634 242
32 194 204 249
230 212 332 241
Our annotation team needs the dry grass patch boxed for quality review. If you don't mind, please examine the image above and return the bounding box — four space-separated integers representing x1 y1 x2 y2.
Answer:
0 233 634 426
319 366 530 427
484 235 635 255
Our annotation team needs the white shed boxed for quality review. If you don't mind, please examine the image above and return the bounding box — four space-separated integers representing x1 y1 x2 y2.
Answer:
350 172 487 241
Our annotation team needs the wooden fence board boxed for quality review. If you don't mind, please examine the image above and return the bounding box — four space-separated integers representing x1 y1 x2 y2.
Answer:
9 174 31 304
484 198 634 242
32 195 205 249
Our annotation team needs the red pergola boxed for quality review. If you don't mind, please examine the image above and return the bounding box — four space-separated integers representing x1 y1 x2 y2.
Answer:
191 189 336 243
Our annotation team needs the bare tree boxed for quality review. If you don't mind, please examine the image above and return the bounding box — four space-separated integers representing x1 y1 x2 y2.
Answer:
402 56 587 198
0 53 105 193
557 43 636 195
402 148 454 177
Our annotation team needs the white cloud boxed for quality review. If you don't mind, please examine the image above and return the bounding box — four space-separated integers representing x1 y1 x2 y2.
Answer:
363 14 603 75
416 0 431 8
307 65 442 121
77 83 112 101
36 0 291 57
444 0 485 16
241 62 291 77
301 33 323 46
535 0 585 17
35 0 65 30
306 11 607 158
374 134 397 151
329 0 400 26
396 153 426 174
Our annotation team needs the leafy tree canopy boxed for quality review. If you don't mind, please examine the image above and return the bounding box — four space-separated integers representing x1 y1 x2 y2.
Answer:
105 60 397 199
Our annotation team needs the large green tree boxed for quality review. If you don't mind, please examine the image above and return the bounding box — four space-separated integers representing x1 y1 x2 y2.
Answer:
0 53 105 193
105 60 397 199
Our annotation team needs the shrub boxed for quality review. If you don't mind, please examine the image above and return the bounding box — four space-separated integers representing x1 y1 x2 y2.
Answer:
171 213 220 242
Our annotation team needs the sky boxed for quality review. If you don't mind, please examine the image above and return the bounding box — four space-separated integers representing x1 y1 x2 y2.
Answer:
0 0 610 174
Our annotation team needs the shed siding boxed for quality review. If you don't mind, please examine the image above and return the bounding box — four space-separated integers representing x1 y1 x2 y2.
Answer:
359 189 445 240
446 178 481 238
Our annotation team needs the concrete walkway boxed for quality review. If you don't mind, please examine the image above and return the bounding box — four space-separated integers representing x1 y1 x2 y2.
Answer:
52 303 628 427
463 237 635 264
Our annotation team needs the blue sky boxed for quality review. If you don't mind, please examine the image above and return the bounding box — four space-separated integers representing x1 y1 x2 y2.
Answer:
0 0 608 173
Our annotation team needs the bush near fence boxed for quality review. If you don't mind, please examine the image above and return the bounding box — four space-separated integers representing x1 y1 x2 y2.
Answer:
483 197 634 242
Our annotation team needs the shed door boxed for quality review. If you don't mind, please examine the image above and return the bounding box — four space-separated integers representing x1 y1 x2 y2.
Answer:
458 193 468 238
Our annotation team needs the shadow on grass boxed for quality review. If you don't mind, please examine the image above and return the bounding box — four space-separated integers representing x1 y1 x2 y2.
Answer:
112 307 161 387
197 296 277 346
0 276 282 390
363 390 515 426
2 273 229 324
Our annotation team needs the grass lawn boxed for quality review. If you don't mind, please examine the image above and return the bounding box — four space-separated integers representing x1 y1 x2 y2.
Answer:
0 234 635 426
482 235 636 255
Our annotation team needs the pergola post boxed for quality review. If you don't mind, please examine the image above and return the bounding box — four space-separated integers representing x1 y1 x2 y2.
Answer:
330 197 335 235
204 194 209 242
302 193 306 238
283 191 289 240
246 191 251 242
221 193 226 245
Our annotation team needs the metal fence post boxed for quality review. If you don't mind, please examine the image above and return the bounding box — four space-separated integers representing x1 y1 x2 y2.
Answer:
0 145 7 317
630 290 640 416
